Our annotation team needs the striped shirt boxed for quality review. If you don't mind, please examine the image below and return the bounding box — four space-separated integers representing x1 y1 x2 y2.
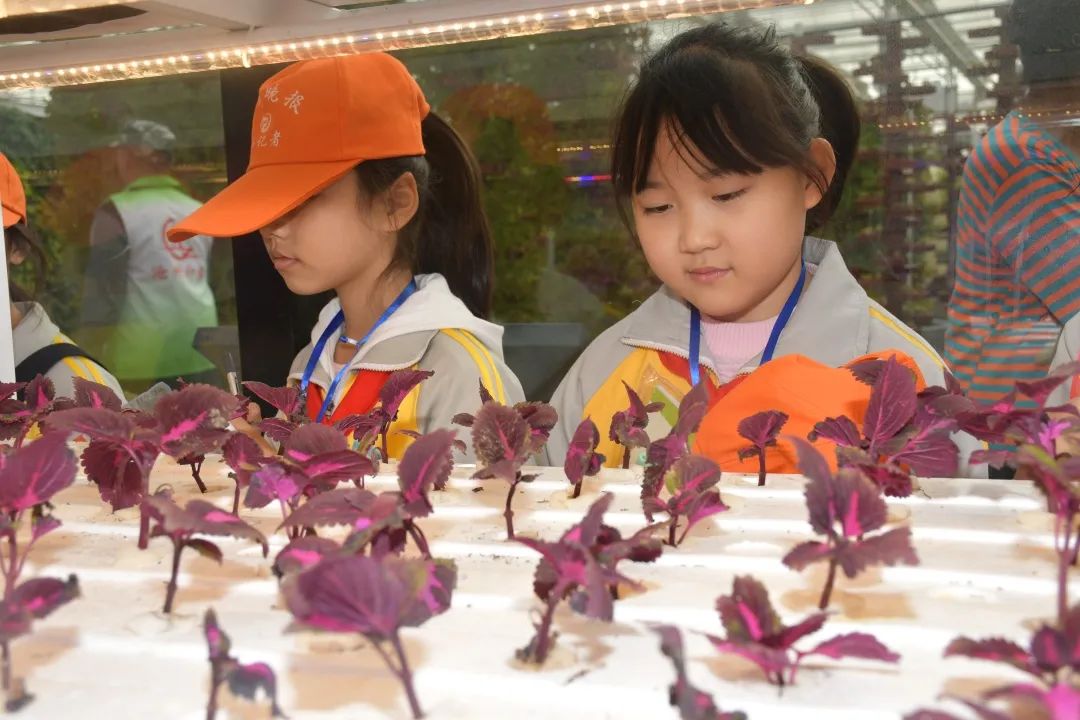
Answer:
945 112 1080 405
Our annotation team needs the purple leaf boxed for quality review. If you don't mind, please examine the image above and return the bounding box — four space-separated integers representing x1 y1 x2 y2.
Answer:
0 575 80 641
284 423 347 459
944 636 1040 677
885 434 958 482
154 384 239 458
24 375 55 411
47 407 138 444
517 402 559 456
31 515 61 543
675 382 710 438
836 527 919 578
293 450 374 490
863 356 918 450
651 624 746 720
225 661 282 713
398 429 456 513
283 554 455 639
379 370 434 422
450 412 475 428
72 377 123 411
80 440 151 511
243 381 301 416
479 379 495 406
0 382 24 401
737 411 789 449
0 432 77 512
204 607 230 659
781 540 831 572
273 537 341 577
1016 360 1080 407
805 632 900 663
609 381 662 448
186 538 224 564
259 418 299 445
244 464 302 510
146 491 268 555
775 612 829 649
565 418 604 489
808 416 863 447
716 575 781 642
472 402 530 479
665 455 728 544
223 433 265 479
789 436 834 486
278 488 378 530
986 682 1080 720
848 358 886 386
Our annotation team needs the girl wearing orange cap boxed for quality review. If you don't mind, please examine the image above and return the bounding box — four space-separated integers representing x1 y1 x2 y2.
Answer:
544 24 982 477
1 151 124 398
169 52 523 460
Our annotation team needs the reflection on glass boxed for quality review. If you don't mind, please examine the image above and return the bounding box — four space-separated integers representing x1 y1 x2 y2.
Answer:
82 120 219 393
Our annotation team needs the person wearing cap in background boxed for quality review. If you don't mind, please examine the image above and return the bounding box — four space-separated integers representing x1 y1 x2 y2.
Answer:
1 151 124 398
945 0 1080 473
167 52 524 461
80 119 219 394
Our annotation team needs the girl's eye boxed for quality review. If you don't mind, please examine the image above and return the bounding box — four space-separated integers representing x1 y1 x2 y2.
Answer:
713 188 747 203
642 204 672 215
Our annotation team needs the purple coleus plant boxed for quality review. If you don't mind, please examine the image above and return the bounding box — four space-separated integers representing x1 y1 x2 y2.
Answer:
644 455 728 547
809 356 962 496
461 401 544 540
204 608 284 719
335 370 433 461
274 430 457 564
47 383 243 549
564 418 605 499
651 625 747 720
1014 445 1080 625
283 554 456 719
906 603 1080 720
0 432 81 711
783 438 920 610
0 376 80 449
642 383 710 522
515 492 663 664
242 381 308 445
144 488 268 614
737 410 789 487
452 380 559 459
610 381 663 469
707 575 899 688
243 424 374 540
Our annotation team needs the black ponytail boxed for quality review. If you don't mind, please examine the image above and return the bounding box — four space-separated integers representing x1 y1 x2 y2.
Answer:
797 55 861 232
611 23 860 236
5 221 47 303
354 113 494 318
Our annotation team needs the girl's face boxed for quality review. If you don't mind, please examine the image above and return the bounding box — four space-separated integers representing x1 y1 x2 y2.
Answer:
632 126 832 322
259 171 416 296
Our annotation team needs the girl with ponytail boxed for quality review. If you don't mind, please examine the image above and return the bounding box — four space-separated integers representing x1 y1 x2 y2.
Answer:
169 53 523 460
546 23 981 477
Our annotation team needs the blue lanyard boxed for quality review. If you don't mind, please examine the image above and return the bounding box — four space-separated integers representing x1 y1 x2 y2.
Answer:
688 262 807 387
300 279 418 422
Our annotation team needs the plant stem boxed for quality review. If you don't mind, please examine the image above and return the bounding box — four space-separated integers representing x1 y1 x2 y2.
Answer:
1 640 9 695
206 663 221 720
389 632 423 719
231 480 241 516
503 478 520 540
757 451 767 487
622 447 630 470
138 505 151 550
571 481 582 499
3 531 18 600
1057 512 1074 627
819 555 839 610
163 541 184 614
532 596 560 664
190 460 207 493
406 522 432 559
381 428 390 465
667 518 678 547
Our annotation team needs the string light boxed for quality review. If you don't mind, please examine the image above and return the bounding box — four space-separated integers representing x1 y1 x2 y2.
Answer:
0 0 807 90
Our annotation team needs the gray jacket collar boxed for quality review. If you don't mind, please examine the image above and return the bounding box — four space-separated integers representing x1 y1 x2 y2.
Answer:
622 237 870 373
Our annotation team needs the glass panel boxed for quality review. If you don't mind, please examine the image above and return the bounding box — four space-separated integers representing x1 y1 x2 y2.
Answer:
0 73 237 398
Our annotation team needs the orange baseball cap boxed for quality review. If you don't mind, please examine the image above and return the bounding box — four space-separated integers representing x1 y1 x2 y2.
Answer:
167 52 430 242
0 152 27 230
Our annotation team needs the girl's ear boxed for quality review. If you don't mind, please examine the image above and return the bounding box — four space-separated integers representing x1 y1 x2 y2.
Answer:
803 137 837 210
379 171 420 233
6 236 26 267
